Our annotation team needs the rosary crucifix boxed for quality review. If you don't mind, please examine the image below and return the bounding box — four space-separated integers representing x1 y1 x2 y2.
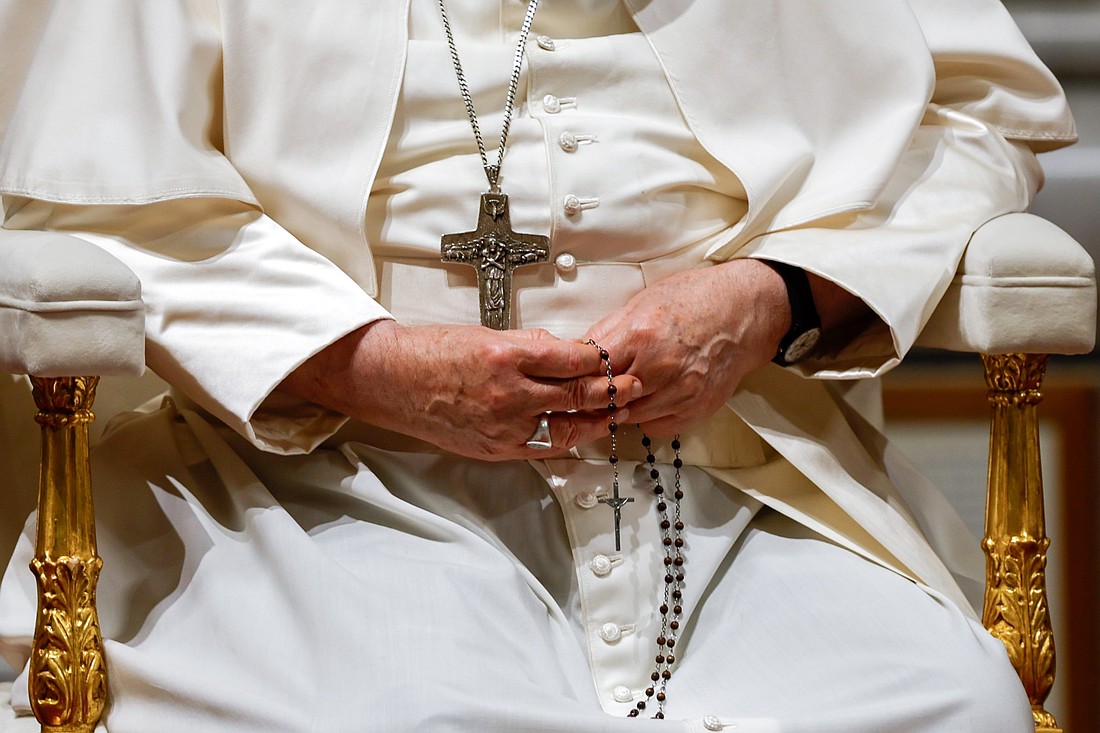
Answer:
599 480 634 552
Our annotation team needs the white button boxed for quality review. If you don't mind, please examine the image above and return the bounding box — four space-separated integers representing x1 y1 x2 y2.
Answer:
554 252 577 272
589 554 613 576
575 491 598 509
542 94 575 114
558 131 596 153
612 686 633 703
599 622 621 642
563 194 599 215
536 35 556 51
703 715 723 731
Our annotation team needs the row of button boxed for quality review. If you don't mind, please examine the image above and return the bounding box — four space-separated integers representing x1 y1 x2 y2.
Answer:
531 39 603 227
533 34 682 716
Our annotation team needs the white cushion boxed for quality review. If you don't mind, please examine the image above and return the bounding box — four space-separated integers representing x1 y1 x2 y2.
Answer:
917 213 1097 355
0 229 144 377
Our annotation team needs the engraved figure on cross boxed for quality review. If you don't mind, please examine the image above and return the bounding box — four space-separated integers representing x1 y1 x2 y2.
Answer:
478 235 508 316
441 192 550 330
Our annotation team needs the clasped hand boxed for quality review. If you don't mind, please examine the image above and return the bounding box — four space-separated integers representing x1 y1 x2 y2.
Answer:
282 260 790 461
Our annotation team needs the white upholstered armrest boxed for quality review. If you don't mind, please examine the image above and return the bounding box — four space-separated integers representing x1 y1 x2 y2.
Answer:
917 213 1097 355
0 229 144 377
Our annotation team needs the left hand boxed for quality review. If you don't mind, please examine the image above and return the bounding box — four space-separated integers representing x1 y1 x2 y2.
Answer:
583 259 790 437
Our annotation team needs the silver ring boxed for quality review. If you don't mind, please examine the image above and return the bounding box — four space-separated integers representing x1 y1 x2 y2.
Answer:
525 415 554 450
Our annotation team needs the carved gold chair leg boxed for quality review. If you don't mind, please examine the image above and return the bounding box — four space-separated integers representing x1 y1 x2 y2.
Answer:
27 376 108 733
981 354 1059 733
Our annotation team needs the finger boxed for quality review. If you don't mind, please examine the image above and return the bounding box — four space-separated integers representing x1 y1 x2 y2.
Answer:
520 409 626 455
512 336 602 379
605 392 680 430
531 374 643 414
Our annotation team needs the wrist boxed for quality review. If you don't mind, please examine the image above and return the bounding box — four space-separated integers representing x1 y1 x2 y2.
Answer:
279 318 397 416
757 260 822 365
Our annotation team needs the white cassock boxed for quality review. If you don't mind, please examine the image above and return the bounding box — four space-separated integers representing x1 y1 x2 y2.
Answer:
0 1 1077 731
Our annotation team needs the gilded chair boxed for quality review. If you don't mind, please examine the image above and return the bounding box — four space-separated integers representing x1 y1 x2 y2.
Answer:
0 212 1096 732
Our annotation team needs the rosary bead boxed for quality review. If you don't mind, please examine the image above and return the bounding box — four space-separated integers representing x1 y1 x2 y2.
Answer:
674 538 684 547
656 636 667 646
645 687 655 697
673 557 683 566
650 468 660 480
672 591 682 601
665 573 674 584
641 436 652 447
646 453 656 463
628 709 640 718
608 455 619 465
607 384 617 395
655 655 665 664
671 439 681 450
676 573 684 582
664 557 673 566
656 692 666 702
674 490 684 500
599 349 610 361
673 604 682 614
636 701 646 710
673 458 683 469
657 501 667 512
660 603 669 614
609 422 618 433
653 485 664 495
663 537 672 546
661 520 671 530
662 670 671 680
674 521 684 531
651 672 660 682
670 620 680 630
666 638 676 648
655 712 665 719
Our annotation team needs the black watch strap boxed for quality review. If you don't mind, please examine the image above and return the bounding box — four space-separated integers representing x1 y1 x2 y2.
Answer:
759 260 823 365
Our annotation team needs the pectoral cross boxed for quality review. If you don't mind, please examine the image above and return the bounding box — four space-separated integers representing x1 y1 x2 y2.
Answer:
441 192 550 330
599 480 635 551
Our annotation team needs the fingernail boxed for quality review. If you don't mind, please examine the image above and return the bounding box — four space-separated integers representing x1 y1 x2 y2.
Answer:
631 381 643 399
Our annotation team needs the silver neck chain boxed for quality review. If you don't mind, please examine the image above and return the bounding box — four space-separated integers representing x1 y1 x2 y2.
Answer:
438 0 542 193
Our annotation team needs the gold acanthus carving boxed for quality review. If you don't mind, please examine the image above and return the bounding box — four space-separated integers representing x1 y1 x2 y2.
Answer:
982 353 1046 404
30 376 99 415
27 375 108 733
980 352 1059 733
981 536 1055 708
29 556 108 732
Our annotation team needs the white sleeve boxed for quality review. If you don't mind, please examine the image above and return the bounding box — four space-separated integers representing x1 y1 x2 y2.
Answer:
1 1 394 453
4 197 392 455
731 0 1071 379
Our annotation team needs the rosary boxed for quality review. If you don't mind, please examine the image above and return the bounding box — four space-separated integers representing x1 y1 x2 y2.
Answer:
437 0 687 717
590 339 687 720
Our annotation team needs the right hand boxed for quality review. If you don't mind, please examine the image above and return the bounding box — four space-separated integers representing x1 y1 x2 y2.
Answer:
279 320 643 461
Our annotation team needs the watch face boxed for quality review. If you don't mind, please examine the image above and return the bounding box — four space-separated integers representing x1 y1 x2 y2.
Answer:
784 327 822 363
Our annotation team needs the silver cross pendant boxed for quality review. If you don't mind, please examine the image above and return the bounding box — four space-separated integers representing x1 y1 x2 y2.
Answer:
441 192 550 330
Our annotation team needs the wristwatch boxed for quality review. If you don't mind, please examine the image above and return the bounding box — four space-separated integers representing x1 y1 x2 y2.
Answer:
759 260 822 365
